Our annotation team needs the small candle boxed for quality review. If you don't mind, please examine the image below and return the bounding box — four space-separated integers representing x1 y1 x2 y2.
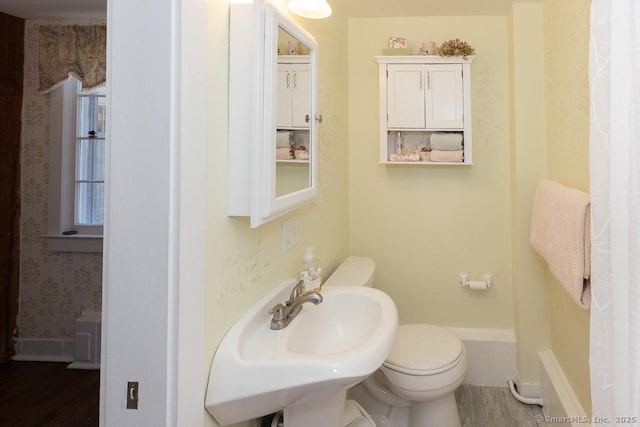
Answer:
425 41 437 55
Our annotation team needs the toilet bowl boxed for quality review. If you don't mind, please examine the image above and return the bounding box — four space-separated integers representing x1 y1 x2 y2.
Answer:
324 257 467 427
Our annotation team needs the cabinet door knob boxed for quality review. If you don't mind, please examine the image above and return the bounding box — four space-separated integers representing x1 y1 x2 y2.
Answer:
305 114 311 123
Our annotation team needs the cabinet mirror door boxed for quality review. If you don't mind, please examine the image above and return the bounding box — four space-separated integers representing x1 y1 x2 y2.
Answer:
274 30 311 197
262 4 317 219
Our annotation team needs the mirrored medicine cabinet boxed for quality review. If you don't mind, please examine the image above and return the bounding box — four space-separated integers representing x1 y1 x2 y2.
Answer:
228 2 318 228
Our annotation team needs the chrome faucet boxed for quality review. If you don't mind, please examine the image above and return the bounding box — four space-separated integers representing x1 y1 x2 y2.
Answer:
269 280 323 330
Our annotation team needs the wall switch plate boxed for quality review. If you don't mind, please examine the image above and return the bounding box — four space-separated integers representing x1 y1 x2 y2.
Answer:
282 217 298 253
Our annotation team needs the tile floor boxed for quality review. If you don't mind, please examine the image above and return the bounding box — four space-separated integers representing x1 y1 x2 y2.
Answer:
456 385 547 427
264 384 548 426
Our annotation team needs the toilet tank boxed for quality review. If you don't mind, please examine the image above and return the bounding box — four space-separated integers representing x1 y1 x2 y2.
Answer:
323 256 375 287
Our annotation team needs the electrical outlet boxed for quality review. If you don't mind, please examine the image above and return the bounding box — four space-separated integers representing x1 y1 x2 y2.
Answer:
127 381 139 409
282 217 298 253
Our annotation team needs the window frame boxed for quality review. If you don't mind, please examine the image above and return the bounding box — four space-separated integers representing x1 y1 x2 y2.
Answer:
44 78 104 253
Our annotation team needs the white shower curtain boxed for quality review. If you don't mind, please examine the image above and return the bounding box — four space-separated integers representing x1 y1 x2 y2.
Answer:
589 1 640 425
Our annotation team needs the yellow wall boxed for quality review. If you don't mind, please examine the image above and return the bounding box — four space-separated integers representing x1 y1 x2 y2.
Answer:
542 0 592 414
508 2 550 385
346 5 591 404
205 1 349 426
347 17 514 328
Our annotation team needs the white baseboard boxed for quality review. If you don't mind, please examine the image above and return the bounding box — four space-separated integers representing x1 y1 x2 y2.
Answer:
13 338 74 362
448 327 516 387
539 350 587 425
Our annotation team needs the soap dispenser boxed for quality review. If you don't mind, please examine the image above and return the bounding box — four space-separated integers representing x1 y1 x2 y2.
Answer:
299 247 322 294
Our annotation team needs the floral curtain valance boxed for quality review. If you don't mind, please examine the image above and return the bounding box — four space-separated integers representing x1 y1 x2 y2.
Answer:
38 25 106 94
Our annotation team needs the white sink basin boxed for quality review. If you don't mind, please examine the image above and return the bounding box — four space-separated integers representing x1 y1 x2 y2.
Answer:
286 291 384 355
205 279 398 426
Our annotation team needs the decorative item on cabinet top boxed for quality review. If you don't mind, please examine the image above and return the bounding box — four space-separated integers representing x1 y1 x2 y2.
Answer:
438 38 475 60
382 36 411 56
375 55 474 165
419 41 438 56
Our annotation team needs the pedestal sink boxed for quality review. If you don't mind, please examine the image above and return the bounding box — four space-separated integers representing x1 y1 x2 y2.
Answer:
205 278 398 426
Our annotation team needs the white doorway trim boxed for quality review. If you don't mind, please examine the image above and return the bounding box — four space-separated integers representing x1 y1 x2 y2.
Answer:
101 0 206 425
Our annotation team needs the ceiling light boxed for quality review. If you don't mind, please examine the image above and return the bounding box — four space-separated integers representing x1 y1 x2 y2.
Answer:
287 0 332 19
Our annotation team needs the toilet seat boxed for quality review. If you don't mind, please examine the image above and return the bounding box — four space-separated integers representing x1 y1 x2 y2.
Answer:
379 324 467 402
383 324 463 376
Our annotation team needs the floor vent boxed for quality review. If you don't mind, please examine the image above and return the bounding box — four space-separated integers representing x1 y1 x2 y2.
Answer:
67 311 101 370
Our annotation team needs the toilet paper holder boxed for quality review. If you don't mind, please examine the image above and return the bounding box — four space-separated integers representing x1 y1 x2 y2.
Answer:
458 273 493 290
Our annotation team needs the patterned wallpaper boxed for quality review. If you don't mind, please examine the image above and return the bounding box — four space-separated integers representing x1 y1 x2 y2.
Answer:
18 21 103 340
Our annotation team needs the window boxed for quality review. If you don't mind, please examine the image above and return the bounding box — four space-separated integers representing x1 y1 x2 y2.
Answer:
76 86 106 227
46 78 105 252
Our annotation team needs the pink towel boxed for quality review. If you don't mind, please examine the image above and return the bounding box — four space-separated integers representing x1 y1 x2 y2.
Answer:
429 150 463 162
530 180 591 309
276 147 292 160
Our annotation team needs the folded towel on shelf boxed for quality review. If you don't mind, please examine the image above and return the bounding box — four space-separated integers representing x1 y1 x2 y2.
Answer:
402 132 428 147
276 131 291 148
429 150 463 162
530 180 591 309
293 131 309 146
276 147 292 160
430 133 463 151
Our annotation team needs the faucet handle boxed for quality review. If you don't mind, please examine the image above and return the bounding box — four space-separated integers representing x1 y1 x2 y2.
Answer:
269 303 285 321
286 280 305 306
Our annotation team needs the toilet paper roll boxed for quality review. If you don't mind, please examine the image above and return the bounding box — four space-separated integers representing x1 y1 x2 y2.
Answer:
469 280 488 290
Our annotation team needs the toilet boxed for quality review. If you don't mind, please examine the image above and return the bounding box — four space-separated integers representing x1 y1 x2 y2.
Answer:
324 257 467 427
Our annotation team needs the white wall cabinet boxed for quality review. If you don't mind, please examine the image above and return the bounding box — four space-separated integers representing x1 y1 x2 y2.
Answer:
376 56 473 165
277 56 311 129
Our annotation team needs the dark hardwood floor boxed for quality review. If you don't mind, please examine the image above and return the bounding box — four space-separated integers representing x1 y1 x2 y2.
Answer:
0 361 99 427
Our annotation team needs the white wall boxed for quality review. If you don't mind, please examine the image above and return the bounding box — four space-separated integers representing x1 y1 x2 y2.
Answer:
101 0 206 425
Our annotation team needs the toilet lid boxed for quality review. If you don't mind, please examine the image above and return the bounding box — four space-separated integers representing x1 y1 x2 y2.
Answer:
383 324 463 375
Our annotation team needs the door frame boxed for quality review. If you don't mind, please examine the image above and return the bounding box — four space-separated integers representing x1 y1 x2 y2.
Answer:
0 12 24 364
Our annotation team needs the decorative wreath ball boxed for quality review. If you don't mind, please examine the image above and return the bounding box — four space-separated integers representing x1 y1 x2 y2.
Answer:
438 39 475 59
